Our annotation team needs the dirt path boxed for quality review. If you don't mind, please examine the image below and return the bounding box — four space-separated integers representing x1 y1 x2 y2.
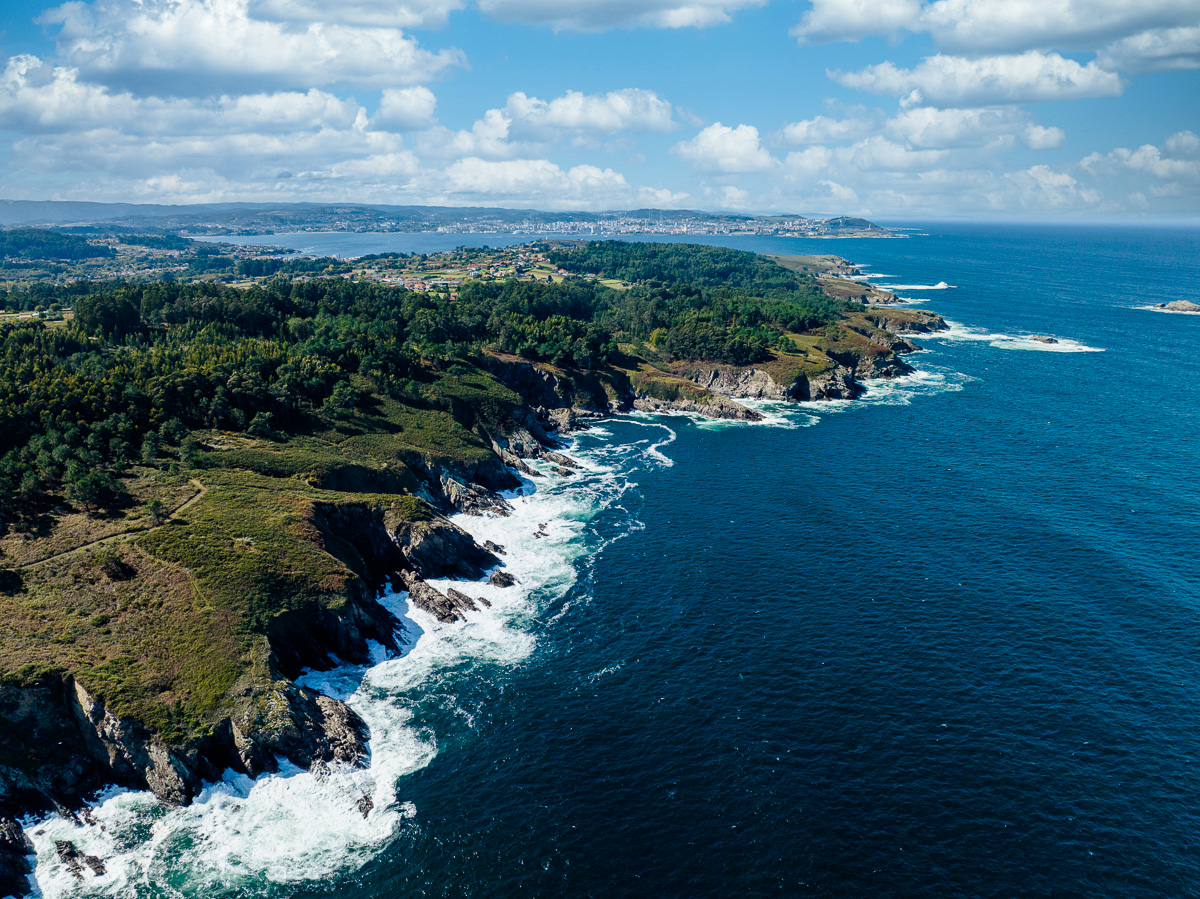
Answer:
16 479 206 570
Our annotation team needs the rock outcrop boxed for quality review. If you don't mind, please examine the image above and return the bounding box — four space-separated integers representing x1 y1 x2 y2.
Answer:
399 572 484 623
794 368 865 400
0 667 372 895
387 517 498 581
0 490 510 894
683 367 790 401
1156 300 1200 313
862 310 948 334
315 502 499 585
0 814 33 897
631 394 762 421
226 682 368 778
71 681 201 805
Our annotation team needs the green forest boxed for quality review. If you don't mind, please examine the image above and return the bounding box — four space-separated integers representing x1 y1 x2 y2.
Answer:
0 241 844 533
0 228 113 262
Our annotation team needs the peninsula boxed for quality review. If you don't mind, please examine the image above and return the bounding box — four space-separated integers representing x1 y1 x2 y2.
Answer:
0 238 943 893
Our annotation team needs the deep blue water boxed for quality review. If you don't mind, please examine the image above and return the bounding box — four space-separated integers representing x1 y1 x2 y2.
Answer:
321 224 1200 896
32 224 1200 897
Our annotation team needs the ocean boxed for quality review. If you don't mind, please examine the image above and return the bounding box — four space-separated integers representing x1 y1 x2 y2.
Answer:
27 222 1200 897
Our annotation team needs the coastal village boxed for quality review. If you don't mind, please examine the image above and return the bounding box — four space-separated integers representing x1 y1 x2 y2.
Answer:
339 245 628 293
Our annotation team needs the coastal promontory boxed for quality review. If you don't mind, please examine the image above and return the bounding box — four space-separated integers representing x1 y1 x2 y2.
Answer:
0 238 944 894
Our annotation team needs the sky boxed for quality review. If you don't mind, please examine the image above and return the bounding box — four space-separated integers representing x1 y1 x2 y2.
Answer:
0 0 1197 218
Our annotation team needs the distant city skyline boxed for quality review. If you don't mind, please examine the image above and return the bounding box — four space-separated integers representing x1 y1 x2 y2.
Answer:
0 0 1197 217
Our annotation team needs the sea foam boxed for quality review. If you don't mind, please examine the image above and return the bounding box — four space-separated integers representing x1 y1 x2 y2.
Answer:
1137 304 1200 315
937 321 1105 353
24 447 628 899
794 365 969 414
878 281 953 290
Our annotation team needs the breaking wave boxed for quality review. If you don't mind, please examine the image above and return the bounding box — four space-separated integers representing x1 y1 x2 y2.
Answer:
878 281 953 290
936 321 1105 353
24 447 632 899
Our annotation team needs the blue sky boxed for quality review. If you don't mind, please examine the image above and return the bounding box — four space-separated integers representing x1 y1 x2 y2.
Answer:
0 0 1196 217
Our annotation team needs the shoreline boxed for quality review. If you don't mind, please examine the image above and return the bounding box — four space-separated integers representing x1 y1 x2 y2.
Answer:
3 247 951 895
21 431 623 897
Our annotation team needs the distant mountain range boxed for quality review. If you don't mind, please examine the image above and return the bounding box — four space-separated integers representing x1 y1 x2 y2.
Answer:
0 201 893 238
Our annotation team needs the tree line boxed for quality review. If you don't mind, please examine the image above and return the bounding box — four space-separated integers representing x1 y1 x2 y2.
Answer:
0 241 849 530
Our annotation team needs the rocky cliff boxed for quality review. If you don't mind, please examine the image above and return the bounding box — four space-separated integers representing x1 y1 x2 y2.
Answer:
0 302 951 895
673 311 944 405
0 498 506 895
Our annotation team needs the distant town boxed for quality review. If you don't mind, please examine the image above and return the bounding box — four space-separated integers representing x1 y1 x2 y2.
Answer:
0 200 899 240
425 213 893 238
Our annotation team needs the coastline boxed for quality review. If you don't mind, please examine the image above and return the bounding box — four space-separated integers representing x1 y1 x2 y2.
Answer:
2 247 951 896
21 352 958 894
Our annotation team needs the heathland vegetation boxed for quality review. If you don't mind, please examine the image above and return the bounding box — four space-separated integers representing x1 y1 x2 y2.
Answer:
0 239 940 887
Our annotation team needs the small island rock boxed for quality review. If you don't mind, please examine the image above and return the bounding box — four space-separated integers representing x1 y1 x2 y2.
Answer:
1157 300 1200 313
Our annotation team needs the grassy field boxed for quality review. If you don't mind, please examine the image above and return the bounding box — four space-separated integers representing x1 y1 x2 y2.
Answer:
768 254 899 304
0 370 515 744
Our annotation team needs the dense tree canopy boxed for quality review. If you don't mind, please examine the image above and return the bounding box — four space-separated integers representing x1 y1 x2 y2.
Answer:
0 241 848 530
0 228 113 262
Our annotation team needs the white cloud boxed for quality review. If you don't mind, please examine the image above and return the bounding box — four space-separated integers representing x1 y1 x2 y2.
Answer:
1082 138 1200 180
1073 136 1199 212
779 114 875 145
792 0 922 43
0 52 441 197
673 122 776 172
437 156 686 208
40 0 463 93
766 159 1115 216
792 0 1200 58
445 158 689 208
375 87 438 131
717 185 749 205
879 106 1065 151
417 108 516 158
1165 130 1200 157
1097 26 1200 73
840 135 948 170
321 151 421 181
475 0 766 30
1117 144 1200 180
415 88 676 158
885 106 1021 147
246 0 465 29
1024 123 1065 149
0 56 364 135
822 180 861 206
1008 164 1100 206
833 52 1123 106
504 89 677 135
782 145 834 176
0 55 134 132
918 0 1200 53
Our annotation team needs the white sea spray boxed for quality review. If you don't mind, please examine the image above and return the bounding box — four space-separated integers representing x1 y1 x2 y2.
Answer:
24 444 630 899
877 281 953 290
936 321 1105 353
